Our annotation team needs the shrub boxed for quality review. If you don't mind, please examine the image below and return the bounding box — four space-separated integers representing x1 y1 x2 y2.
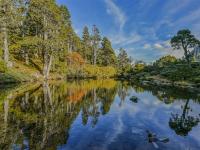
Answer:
67 64 117 79
134 64 145 72
83 65 117 78
0 60 7 73
155 55 177 67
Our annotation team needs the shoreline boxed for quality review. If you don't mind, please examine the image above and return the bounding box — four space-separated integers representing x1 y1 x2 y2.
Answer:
0 73 115 85
1 72 200 93
133 77 200 92
116 75 200 92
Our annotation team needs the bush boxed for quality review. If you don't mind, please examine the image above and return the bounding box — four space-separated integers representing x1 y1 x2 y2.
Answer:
155 55 177 67
134 64 145 72
83 65 117 78
191 77 200 83
0 60 7 73
67 64 117 78
160 65 194 82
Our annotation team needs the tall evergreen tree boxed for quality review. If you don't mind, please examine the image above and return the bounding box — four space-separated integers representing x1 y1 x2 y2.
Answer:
59 5 71 27
98 37 117 66
82 26 90 45
58 5 73 56
82 26 92 63
117 48 131 74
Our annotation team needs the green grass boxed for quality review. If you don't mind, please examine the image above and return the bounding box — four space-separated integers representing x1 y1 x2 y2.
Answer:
0 59 42 84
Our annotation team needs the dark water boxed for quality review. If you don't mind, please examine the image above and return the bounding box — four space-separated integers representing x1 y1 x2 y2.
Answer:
0 80 200 150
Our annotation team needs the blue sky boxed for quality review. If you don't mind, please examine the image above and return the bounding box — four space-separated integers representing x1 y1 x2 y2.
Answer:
57 0 200 62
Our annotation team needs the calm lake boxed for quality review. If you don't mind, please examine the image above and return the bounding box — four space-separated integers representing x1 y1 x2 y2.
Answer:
0 79 200 150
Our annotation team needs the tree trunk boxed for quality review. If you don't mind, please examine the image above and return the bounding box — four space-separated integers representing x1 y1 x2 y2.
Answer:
93 46 97 65
47 54 53 79
182 99 190 119
2 26 10 67
43 51 49 80
43 82 52 106
25 53 29 65
184 48 190 65
25 92 29 104
43 15 49 79
43 53 53 80
4 100 9 124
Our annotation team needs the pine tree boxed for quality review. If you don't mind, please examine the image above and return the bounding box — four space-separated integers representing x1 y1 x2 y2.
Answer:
117 48 131 74
59 5 71 27
98 37 117 66
82 26 92 63
58 5 73 58
82 26 90 45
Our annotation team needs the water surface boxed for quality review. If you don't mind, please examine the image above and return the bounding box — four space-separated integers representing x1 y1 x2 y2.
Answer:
0 80 200 150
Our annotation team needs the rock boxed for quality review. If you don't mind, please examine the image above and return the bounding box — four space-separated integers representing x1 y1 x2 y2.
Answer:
130 96 139 103
146 130 169 149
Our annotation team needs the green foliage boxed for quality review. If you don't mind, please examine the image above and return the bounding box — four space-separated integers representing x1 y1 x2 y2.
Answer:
67 65 117 79
134 63 145 72
98 37 117 66
81 26 92 62
129 54 200 84
155 55 177 67
171 29 199 64
0 71 30 83
160 65 192 82
0 48 2 56
0 60 7 73
0 0 130 81
84 65 117 78
117 48 132 76
59 5 71 26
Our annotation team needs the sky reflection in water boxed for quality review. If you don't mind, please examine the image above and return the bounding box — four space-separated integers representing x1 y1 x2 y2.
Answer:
0 80 200 150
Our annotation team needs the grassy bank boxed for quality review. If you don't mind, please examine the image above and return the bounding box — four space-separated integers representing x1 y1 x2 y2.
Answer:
0 60 39 84
0 59 117 84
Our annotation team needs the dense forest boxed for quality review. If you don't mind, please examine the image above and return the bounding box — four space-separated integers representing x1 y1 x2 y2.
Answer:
1 0 200 88
0 0 132 83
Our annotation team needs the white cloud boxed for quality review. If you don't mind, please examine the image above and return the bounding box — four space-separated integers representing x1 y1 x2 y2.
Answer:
154 43 164 50
105 0 199 62
154 41 184 58
109 32 142 46
143 44 151 49
105 0 127 30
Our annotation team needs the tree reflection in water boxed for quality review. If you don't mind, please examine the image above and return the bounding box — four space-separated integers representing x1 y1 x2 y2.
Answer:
131 82 200 137
169 99 200 136
0 80 117 149
0 80 200 149
117 81 130 107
